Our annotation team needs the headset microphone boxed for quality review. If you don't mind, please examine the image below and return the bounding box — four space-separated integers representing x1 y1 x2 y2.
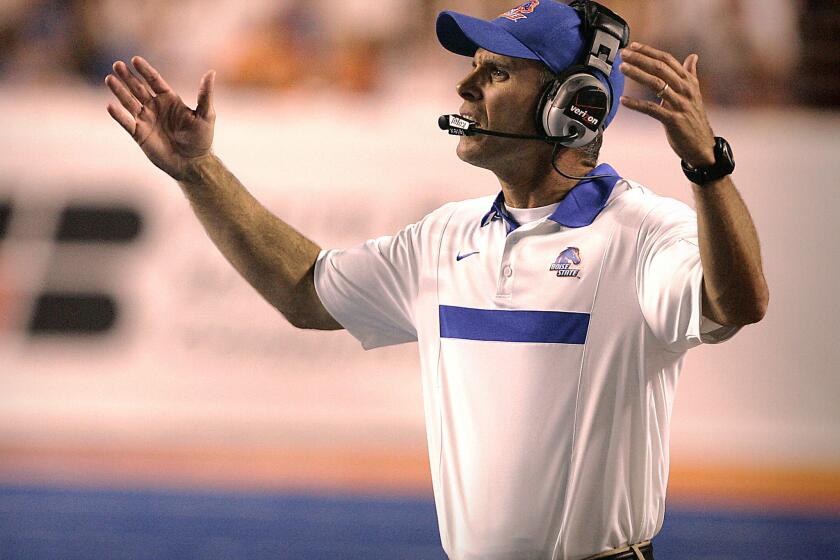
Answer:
438 114 580 144
437 114 616 181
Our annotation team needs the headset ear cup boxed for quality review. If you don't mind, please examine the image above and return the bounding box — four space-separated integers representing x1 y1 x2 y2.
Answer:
540 77 587 147
542 68 609 148
535 79 560 138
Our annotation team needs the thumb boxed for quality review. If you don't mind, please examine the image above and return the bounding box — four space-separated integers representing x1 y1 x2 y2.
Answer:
684 54 699 77
196 70 216 119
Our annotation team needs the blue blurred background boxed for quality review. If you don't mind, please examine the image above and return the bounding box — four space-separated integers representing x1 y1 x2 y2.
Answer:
1 0 839 558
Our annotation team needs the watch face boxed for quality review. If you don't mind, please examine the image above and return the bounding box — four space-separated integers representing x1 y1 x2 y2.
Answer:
683 137 734 185
722 140 733 163
717 137 735 172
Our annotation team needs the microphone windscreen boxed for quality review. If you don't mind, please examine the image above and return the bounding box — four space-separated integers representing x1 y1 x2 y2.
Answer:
438 115 450 130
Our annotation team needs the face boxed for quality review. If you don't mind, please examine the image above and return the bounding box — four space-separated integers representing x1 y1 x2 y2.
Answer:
455 48 550 173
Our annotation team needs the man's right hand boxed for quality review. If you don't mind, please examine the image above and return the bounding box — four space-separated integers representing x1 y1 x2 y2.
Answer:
105 57 216 181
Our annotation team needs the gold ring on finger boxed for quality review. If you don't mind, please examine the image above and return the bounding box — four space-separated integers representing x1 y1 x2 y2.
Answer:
656 82 670 98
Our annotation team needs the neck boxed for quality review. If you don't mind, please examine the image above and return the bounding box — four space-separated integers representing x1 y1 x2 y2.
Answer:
496 150 595 209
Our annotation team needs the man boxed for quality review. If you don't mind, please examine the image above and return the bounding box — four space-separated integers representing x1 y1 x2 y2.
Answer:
104 1 768 558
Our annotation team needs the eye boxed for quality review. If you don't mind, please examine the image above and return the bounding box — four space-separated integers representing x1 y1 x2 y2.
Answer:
490 68 509 80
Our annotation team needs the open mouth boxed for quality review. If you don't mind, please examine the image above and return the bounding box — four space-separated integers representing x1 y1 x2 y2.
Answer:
459 113 480 126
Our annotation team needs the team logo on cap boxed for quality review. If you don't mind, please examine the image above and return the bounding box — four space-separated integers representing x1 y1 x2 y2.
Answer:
549 247 582 278
500 0 540 21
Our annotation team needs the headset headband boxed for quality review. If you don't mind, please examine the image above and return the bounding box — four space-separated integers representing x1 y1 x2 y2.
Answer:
569 0 629 77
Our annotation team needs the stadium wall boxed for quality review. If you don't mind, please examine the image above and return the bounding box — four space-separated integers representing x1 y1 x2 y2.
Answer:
0 87 838 512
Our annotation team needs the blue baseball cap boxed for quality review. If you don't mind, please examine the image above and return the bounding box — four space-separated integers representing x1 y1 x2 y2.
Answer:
436 0 624 128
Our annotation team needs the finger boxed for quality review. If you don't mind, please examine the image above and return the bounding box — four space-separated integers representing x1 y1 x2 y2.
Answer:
131 56 172 95
621 48 687 95
195 70 215 119
684 53 699 78
619 95 671 123
626 42 689 80
619 62 676 103
113 60 154 103
107 102 137 136
105 74 143 116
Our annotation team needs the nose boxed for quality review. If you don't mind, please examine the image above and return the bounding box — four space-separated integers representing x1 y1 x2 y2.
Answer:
456 70 482 101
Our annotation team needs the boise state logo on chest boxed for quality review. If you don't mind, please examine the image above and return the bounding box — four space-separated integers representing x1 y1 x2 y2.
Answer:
549 247 582 278
499 0 540 21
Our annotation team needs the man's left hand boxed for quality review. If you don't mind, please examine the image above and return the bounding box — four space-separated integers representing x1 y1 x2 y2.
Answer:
618 42 716 168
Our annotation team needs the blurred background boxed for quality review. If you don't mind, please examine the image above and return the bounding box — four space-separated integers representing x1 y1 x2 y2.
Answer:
1 0 839 558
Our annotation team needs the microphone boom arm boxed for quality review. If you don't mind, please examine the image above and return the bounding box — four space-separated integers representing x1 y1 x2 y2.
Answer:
438 114 578 144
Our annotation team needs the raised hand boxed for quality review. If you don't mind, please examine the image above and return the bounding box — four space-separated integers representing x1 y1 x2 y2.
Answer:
105 57 216 180
618 42 716 168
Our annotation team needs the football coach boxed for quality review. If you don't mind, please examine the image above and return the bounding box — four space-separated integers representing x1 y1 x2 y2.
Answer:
104 1 768 558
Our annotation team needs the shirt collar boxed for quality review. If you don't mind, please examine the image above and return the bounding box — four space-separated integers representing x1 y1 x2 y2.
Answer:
481 163 622 233
480 191 519 233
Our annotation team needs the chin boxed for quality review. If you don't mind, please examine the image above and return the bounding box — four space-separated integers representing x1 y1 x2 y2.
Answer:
456 137 491 169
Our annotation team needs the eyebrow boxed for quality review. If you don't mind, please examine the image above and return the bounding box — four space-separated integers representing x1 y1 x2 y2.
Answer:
472 58 513 70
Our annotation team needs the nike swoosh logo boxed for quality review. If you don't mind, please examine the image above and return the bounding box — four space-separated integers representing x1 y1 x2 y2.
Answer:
456 251 480 261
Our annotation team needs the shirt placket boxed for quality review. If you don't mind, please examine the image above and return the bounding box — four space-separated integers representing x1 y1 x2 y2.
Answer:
494 220 559 300
496 233 516 299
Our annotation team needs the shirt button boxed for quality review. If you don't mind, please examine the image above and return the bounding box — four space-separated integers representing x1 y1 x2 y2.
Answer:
503 265 513 277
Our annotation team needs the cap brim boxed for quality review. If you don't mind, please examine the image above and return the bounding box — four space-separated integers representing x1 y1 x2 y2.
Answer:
436 11 540 61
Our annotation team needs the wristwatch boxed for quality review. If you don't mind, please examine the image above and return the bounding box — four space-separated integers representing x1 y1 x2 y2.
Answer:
681 136 735 185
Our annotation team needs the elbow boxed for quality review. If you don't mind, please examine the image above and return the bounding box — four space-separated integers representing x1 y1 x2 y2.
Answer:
286 310 322 330
287 310 342 331
708 277 769 327
740 296 768 325
753 288 770 323
280 267 334 330
283 302 318 330
282 290 342 331
285 310 309 330
745 279 770 324
730 284 770 326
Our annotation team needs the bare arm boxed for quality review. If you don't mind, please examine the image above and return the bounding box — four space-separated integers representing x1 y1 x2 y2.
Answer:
692 176 768 325
177 154 341 329
619 43 769 326
104 56 341 330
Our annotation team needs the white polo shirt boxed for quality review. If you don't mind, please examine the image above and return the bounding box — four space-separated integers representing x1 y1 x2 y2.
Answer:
314 163 738 560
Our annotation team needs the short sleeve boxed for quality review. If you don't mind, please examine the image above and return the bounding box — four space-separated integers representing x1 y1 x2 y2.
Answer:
636 198 740 352
314 221 424 350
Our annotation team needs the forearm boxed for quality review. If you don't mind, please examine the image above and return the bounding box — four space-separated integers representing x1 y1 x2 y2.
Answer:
616 43 769 325
693 176 769 325
178 153 341 330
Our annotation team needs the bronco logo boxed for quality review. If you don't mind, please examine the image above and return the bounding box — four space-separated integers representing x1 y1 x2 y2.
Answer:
499 0 540 21
549 247 582 278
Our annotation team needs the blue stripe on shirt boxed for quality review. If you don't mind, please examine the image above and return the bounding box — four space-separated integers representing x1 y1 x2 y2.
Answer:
439 305 589 344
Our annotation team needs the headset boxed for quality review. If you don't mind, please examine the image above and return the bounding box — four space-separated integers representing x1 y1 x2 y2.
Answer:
536 0 630 148
438 1 630 179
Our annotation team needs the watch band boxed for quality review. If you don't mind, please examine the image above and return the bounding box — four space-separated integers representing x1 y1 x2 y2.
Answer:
681 136 735 186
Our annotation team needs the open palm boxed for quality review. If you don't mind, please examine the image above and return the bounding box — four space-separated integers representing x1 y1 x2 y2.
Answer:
105 57 216 180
